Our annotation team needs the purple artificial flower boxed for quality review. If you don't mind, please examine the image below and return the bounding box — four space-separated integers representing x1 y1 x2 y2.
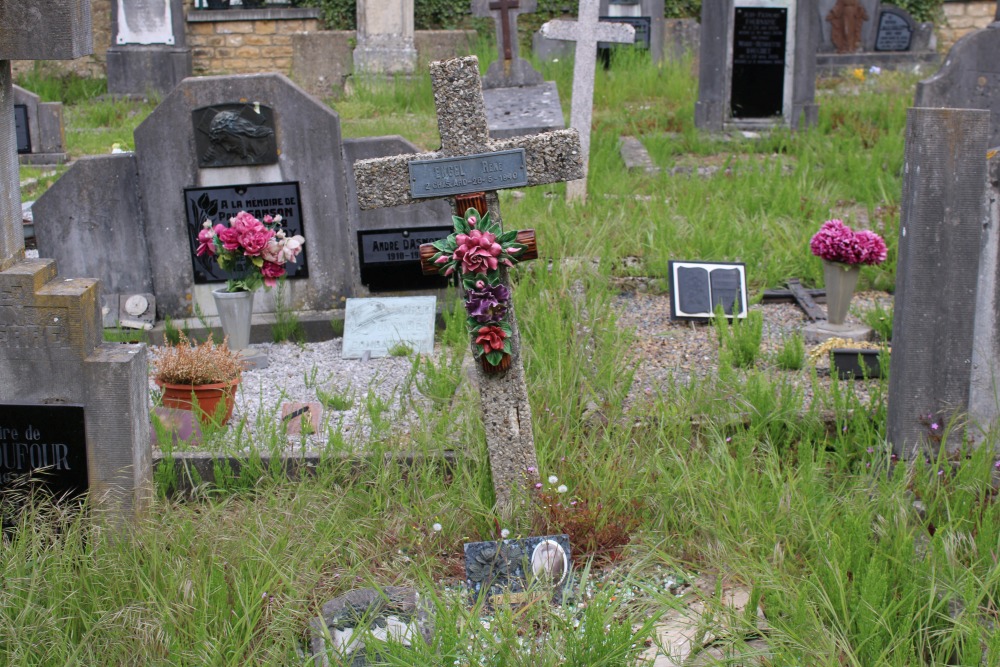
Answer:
810 219 887 266
465 283 511 323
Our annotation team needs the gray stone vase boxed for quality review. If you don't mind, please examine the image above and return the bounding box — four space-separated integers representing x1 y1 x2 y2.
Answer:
213 288 253 350
823 260 861 325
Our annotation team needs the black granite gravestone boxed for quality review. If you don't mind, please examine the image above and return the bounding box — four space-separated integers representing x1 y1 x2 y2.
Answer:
183 182 309 284
669 260 747 320
192 103 278 168
730 6 787 119
0 403 88 500
13 105 30 154
874 10 912 52
357 226 452 292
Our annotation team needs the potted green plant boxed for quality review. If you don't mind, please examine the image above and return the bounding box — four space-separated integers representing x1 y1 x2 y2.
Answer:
153 333 244 425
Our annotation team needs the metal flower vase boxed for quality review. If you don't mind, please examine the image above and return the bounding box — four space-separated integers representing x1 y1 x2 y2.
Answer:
213 289 254 350
823 260 861 326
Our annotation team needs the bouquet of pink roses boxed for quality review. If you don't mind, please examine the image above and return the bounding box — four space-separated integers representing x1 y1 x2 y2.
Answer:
809 219 887 266
196 211 305 292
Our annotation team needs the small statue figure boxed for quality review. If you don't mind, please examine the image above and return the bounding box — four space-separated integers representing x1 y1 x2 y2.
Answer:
827 0 869 54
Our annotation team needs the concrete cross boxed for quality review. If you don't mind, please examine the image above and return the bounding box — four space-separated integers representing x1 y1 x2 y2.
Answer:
473 0 535 67
540 0 635 201
354 56 583 510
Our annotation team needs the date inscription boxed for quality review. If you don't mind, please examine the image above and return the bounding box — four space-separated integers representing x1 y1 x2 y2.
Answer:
409 149 528 199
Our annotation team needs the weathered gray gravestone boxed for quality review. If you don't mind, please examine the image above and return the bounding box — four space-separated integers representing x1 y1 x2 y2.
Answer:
353 56 584 509
13 85 67 165
887 108 990 459
914 16 1000 148
106 0 191 97
969 150 1000 449
540 0 635 202
694 0 819 132
354 0 418 75
0 0 151 518
599 0 665 63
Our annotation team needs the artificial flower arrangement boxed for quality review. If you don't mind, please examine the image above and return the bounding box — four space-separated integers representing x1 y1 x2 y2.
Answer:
196 210 306 292
809 219 887 266
426 207 527 370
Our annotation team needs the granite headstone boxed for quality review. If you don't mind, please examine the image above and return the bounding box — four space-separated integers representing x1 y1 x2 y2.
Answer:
12 85 66 165
106 0 191 97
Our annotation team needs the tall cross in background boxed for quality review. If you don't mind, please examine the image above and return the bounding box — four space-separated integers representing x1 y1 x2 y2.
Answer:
541 0 635 201
474 0 535 72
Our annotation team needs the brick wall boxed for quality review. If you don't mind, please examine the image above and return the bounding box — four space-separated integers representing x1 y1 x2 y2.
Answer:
942 1 996 46
188 9 321 75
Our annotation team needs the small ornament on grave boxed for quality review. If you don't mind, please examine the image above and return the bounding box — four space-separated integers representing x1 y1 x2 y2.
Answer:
426 207 527 373
809 219 887 326
196 209 306 350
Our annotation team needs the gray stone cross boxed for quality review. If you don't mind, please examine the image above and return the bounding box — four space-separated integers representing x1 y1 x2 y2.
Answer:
540 0 635 201
353 56 583 510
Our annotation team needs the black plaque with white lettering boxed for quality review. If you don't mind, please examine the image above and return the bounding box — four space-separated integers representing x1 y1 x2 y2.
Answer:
0 404 87 499
669 261 747 320
730 7 787 119
14 105 30 154
409 149 528 199
184 182 309 284
358 226 453 292
192 103 278 168
874 11 912 52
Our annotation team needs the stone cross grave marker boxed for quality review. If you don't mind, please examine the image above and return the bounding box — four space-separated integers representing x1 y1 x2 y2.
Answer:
353 56 583 509
0 1 151 520
473 0 544 88
540 0 635 202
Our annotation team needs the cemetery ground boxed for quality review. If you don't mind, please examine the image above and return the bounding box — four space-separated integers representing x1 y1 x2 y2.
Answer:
7 52 1000 666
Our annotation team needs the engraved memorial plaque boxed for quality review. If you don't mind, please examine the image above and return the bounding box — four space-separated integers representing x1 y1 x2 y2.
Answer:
183 182 309 284
669 261 748 320
357 226 452 292
874 10 912 52
464 534 571 606
342 296 437 359
409 149 528 199
0 404 87 500
192 103 278 168
730 6 787 119
14 104 30 154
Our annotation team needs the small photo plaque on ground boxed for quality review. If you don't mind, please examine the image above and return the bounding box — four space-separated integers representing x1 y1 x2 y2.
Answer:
465 534 571 606
357 225 453 292
0 403 87 500
669 260 748 320
184 181 308 284
342 296 437 359
409 149 528 199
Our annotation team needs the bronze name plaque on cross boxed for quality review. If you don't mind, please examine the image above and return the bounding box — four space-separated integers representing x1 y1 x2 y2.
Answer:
408 149 528 199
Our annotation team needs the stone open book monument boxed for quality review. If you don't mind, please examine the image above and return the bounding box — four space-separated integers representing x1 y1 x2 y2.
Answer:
0 1 151 518
353 55 584 509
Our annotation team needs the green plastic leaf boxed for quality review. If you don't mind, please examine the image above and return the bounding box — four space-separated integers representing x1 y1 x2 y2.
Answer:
486 350 503 366
502 340 512 355
498 230 518 244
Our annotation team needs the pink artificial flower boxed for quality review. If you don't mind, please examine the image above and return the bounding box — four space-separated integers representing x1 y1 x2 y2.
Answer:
475 325 507 355
280 235 305 263
196 226 217 256
216 223 240 251
238 225 275 257
261 260 286 287
810 219 887 266
261 238 282 264
453 229 502 275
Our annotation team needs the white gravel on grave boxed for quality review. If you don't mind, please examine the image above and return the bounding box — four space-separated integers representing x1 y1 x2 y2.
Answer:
148 338 436 454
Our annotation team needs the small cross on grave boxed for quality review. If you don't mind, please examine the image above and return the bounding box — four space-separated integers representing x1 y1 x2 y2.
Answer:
472 0 542 87
353 56 584 510
540 0 635 202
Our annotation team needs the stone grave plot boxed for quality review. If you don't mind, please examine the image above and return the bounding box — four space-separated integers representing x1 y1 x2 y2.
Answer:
473 0 566 140
816 0 938 73
32 73 457 327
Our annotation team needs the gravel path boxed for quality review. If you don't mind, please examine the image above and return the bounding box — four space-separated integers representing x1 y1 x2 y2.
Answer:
147 285 893 454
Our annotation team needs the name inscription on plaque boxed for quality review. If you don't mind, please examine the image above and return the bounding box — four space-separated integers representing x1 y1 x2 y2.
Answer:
0 403 88 499
730 6 788 119
874 11 912 52
409 149 528 199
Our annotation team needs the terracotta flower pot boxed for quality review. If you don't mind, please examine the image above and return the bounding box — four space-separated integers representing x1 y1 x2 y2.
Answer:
156 377 240 425
480 353 511 374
